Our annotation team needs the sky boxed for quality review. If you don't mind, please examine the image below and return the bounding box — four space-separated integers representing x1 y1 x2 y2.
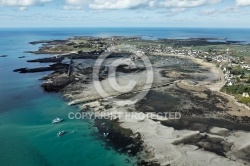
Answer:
0 0 250 28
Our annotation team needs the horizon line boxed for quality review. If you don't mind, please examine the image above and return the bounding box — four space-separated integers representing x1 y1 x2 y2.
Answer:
0 27 250 29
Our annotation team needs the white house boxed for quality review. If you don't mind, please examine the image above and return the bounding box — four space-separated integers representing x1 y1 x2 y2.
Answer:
242 92 250 98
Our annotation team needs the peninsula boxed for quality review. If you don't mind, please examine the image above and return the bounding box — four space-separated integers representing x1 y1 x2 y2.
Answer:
15 36 250 166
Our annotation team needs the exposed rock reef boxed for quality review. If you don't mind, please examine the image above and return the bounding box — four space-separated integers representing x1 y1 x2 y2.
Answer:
13 63 69 73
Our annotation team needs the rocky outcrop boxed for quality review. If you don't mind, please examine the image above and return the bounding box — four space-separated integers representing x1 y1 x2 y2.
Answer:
13 63 69 73
27 57 63 63
42 76 72 92
29 40 67 45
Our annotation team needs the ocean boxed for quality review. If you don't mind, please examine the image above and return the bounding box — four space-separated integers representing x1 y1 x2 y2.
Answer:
0 27 250 166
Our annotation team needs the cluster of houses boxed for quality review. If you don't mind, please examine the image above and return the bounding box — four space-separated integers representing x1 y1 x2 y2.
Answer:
223 68 234 86
134 43 250 88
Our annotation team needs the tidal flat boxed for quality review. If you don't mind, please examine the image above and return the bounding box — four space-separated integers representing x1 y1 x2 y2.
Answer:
15 36 250 166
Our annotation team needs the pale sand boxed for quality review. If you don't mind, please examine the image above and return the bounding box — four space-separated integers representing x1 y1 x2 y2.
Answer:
155 53 225 91
84 103 249 166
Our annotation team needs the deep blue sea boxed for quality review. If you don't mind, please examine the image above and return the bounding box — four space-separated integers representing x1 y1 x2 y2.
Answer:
0 27 250 166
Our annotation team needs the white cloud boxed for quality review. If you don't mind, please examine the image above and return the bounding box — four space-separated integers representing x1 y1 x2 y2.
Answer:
200 6 240 16
64 0 90 10
89 0 147 9
200 8 217 15
236 0 250 6
63 5 82 10
0 0 51 7
18 6 27 10
64 0 222 10
149 0 221 8
171 8 186 14
65 0 89 6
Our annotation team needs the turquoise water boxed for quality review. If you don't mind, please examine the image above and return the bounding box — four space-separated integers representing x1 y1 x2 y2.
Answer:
0 30 135 166
1 28 250 166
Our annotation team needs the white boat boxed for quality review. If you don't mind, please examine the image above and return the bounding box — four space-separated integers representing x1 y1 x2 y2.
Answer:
52 118 63 124
68 101 75 106
103 132 109 137
57 131 66 137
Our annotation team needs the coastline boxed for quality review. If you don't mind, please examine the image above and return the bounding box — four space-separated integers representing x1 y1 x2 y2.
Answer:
14 36 250 166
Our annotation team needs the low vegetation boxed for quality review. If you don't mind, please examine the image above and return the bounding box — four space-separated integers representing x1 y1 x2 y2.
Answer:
222 84 250 94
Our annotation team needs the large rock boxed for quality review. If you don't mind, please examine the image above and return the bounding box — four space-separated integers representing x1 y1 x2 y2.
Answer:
42 76 71 92
210 127 229 136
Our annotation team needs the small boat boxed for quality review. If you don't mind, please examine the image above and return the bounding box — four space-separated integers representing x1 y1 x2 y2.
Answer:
57 131 66 137
68 101 75 106
52 118 63 124
103 132 109 137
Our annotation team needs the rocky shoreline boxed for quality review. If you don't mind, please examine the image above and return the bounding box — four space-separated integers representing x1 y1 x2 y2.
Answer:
15 36 250 166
